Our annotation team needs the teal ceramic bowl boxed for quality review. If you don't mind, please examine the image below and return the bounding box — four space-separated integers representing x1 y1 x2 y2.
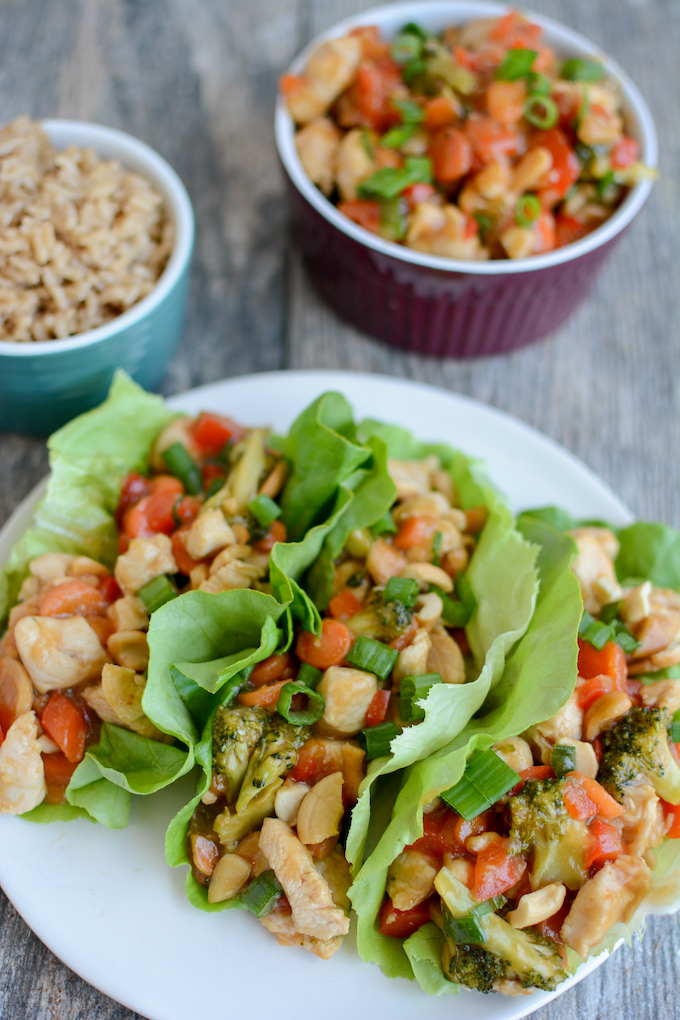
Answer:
0 120 194 435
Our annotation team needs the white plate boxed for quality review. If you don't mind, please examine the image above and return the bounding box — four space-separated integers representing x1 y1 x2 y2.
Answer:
0 371 633 1020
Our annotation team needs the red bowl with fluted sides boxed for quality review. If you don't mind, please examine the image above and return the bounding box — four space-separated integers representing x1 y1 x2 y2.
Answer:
275 1 657 357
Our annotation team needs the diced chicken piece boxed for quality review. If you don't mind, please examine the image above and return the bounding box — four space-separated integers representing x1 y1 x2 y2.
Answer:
199 558 265 594
0 711 46 815
107 629 149 672
261 901 342 960
524 693 583 765
620 582 652 626
387 849 438 911
8 597 41 630
107 595 149 632
568 527 621 615
259 818 350 940
562 855 651 958
630 609 680 660
285 36 362 125
427 624 465 684
393 628 432 684
406 202 488 260
14 615 110 693
100 663 170 741
366 538 407 587
316 666 377 738
115 534 177 595
295 117 341 196
392 492 451 522
69 556 109 578
388 457 437 500
17 576 40 602
150 416 201 472
28 552 75 583
185 508 236 561
619 782 665 856
335 127 375 201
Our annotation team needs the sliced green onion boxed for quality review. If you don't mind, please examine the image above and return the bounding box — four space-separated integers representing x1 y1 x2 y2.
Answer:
361 127 375 159
401 21 430 39
472 210 492 235
561 58 604 82
296 662 323 689
441 749 521 820
430 584 470 627
399 672 443 722
390 31 423 65
598 600 621 624
515 193 541 227
204 476 225 500
380 124 417 150
163 442 202 495
612 626 640 653
496 48 537 81
527 71 550 95
240 870 283 917
357 157 433 200
371 510 398 536
523 94 558 129
579 611 640 653
551 744 577 777
391 98 425 124
384 576 419 610
402 57 426 84
454 573 477 615
138 574 179 613
344 635 398 681
276 681 325 725
596 170 619 201
581 618 612 650
670 710 680 743
358 720 399 759
442 907 486 944
472 894 507 915
247 493 282 528
432 530 443 566
379 196 408 241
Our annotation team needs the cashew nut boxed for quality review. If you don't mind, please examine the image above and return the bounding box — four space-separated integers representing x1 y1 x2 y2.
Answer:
0 656 34 730
507 883 566 929
296 771 344 845
556 738 599 779
583 691 632 741
401 562 453 592
208 853 252 903
493 736 533 775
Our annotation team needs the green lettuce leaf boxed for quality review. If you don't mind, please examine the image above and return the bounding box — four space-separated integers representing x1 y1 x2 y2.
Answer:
404 923 458 996
349 519 582 985
0 370 174 625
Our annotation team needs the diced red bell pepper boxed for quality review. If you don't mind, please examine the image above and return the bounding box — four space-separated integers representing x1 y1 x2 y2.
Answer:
410 808 491 857
337 199 381 233
98 575 122 604
356 60 402 132
532 128 580 201
554 213 591 248
472 838 526 902
577 638 627 688
174 496 202 526
202 463 227 489
611 136 639 169
563 772 623 821
364 690 391 728
192 412 246 455
171 525 202 576
585 818 624 869
509 765 555 795
379 896 431 938
662 800 680 839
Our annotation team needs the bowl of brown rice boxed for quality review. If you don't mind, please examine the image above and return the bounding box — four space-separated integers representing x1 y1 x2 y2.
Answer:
0 116 194 434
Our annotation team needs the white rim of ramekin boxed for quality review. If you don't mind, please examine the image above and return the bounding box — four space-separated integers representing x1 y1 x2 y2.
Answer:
0 119 195 357
276 0 658 276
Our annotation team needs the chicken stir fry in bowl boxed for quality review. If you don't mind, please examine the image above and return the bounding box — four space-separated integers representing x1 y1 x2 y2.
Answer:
187 453 488 956
282 9 652 260
0 410 290 814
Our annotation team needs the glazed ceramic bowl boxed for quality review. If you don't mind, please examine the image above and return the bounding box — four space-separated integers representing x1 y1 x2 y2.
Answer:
0 120 194 434
276 1 657 357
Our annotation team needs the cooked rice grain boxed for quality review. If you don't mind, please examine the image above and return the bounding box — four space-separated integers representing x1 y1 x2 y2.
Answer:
0 116 173 342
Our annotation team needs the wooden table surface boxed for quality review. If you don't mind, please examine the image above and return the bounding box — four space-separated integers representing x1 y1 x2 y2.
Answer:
0 1 678 1017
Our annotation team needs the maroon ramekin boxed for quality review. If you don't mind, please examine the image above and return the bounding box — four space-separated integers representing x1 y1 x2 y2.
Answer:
275 2 657 358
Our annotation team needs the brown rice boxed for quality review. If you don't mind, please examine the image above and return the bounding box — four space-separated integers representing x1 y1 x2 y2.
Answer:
0 116 173 342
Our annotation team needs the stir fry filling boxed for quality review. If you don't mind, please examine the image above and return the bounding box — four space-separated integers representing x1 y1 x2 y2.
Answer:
282 10 652 260
187 453 487 955
377 525 680 993
0 410 289 813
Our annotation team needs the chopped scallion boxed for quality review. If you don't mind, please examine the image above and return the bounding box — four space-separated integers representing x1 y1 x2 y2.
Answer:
247 493 282 528
344 635 398 681
357 720 399 759
523 94 558 129
432 530 443 566
380 124 417 150
390 31 423 65
379 196 409 241
551 744 577 777
138 574 179 614
391 98 425 124
442 907 486 944
399 672 443 722
162 442 202 495
401 21 430 39
357 157 433 201
384 576 419 609
472 210 492 235
240 870 283 917
402 57 426 84
598 600 622 624
562 58 604 82
296 662 323 689
496 48 537 81
579 610 640 653
527 71 550 95
441 749 521 819
276 681 325 725
430 584 470 627
515 193 541 227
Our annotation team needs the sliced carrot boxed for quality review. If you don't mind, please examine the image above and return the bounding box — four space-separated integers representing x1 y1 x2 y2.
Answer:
150 474 184 498
424 95 459 130
564 771 623 820
473 838 527 901
237 679 288 709
662 800 680 839
41 693 89 764
250 653 291 688
585 818 624 869
296 618 353 670
465 116 520 163
39 580 108 618
329 589 363 620
394 515 437 551
486 80 526 125
429 127 473 184
124 495 155 538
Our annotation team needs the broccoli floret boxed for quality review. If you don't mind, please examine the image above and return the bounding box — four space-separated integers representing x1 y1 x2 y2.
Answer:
509 778 588 890
236 720 308 813
598 705 680 805
212 705 268 804
444 943 507 994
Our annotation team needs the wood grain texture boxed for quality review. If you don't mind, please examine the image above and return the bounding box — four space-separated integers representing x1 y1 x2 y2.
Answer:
0 0 678 1017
